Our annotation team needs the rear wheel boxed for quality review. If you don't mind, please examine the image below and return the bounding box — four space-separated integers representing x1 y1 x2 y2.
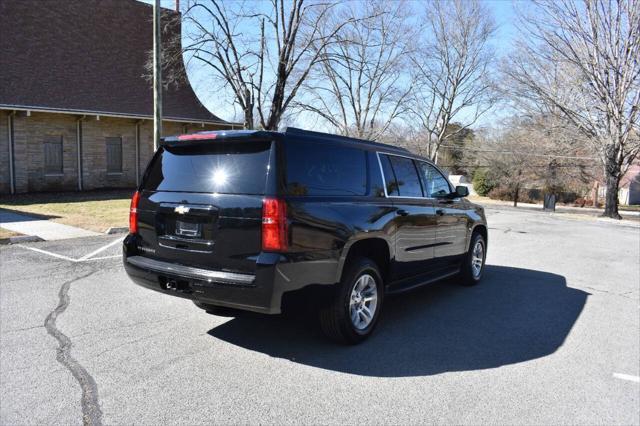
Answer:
319 257 384 344
458 232 486 286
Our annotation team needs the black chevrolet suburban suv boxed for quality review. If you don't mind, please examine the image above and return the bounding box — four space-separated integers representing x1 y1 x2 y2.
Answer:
123 128 488 344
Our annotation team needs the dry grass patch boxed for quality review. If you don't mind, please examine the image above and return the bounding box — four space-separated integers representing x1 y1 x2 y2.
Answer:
0 190 133 233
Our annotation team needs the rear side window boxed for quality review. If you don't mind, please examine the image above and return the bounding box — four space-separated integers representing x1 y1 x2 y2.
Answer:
284 141 367 196
143 141 272 194
383 155 423 197
418 162 451 197
379 154 399 196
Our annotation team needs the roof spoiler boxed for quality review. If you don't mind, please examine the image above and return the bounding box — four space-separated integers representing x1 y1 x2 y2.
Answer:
161 130 280 146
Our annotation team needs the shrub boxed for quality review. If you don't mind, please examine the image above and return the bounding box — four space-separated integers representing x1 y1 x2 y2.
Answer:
472 169 495 196
488 186 536 204
518 191 535 204
487 186 512 201
557 191 579 204
526 188 543 202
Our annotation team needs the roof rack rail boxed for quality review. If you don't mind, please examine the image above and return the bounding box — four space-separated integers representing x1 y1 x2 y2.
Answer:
284 127 410 153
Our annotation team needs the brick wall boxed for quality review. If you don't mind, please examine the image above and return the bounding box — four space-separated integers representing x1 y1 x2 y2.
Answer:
22 112 78 192
0 110 229 194
0 111 9 193
11 114 29 193
82 116 137 190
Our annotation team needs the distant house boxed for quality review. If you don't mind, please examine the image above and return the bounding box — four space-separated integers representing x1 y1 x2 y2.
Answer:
0 0 238 194
620 162 640 205
593 161 640 206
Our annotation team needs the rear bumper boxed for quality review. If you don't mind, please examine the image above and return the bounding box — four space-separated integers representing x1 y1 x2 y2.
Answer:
127 256 255 286
122 235 340 314
124 253 281 314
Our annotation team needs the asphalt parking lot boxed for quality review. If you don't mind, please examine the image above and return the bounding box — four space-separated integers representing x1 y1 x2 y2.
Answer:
1 207 638 425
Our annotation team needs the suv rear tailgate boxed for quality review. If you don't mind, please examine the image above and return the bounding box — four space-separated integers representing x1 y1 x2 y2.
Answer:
134 139 275 275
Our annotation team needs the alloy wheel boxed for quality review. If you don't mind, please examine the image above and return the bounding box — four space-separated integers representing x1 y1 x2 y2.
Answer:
349 273 378 330
471 239 484 278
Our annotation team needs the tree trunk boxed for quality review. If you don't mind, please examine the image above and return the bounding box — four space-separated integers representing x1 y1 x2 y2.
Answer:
513 185 519 207
265 72 286 130
602 166 622 219
244 106 254 130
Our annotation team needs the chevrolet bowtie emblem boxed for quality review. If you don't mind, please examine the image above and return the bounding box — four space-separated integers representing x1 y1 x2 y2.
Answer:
174 205 190 215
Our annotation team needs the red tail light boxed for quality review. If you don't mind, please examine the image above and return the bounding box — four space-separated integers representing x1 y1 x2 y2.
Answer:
262 198 288 251
129 191 140 234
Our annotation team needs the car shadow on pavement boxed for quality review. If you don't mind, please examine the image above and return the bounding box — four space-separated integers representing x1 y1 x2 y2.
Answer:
207 265 589 377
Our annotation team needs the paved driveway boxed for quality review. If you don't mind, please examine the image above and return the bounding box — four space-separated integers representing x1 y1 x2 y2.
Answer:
1 208 638 425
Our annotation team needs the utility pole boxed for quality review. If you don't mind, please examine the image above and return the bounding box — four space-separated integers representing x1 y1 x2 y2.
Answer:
153 0 162 151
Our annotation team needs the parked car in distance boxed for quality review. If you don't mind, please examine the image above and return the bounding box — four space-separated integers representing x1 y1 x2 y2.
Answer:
123 128 488 344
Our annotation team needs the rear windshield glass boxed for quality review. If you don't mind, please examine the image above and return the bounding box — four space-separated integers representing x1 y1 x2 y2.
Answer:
284 141 367 196
143 141 272 194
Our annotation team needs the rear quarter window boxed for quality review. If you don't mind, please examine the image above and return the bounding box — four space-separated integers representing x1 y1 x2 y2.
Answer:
382 154 424 197
143 141 272 194
284 141 367 196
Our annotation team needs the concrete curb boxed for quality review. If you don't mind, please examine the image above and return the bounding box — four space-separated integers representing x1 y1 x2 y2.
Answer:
105 227 128 235
0 235 44 245
482 203 640 227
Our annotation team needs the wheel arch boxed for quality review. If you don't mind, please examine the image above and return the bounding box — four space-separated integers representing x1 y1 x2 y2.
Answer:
336 237 391 284
469 224 488 251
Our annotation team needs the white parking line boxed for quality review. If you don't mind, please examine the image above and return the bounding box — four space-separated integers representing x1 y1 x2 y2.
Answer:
16 237 123 263
17 245 77 262
78 237 123 260
613 373 640 383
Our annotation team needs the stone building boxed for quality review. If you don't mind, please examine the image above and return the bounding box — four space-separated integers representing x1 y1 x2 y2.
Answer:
0 0 237 194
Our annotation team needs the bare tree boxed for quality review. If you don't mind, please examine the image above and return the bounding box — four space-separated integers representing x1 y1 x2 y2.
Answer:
479 126 537 207
409 0 497 162
505 0 640 218
473 116 595 207
297 0 413 140
179 0 354 130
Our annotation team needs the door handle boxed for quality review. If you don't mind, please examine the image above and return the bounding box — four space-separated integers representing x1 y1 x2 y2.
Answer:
396 209 409 216
436 209 445 216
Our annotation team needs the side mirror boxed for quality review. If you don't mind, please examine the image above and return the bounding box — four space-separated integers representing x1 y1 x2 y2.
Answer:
455 185 469 197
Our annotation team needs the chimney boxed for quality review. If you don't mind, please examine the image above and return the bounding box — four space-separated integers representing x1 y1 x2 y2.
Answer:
175 0 180 12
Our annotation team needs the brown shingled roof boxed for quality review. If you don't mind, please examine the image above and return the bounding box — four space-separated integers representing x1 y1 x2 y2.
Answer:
0 0 231 124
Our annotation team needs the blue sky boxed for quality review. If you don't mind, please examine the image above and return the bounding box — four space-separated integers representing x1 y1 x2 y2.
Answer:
141 0 519 127
486 0 519 51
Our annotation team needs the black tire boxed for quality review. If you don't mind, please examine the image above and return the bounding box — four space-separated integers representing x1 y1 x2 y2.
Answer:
458 232 486 286
319 257 384 344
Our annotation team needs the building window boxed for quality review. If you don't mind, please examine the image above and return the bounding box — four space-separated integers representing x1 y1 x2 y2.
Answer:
106 137 123 174
44 137 63 175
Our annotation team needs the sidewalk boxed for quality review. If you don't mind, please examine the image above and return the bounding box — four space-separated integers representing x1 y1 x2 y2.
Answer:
0 209 99 241
470 197 640 217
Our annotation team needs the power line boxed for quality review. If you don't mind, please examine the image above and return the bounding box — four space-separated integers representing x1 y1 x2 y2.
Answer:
438 164 593 169
437 145 598 160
